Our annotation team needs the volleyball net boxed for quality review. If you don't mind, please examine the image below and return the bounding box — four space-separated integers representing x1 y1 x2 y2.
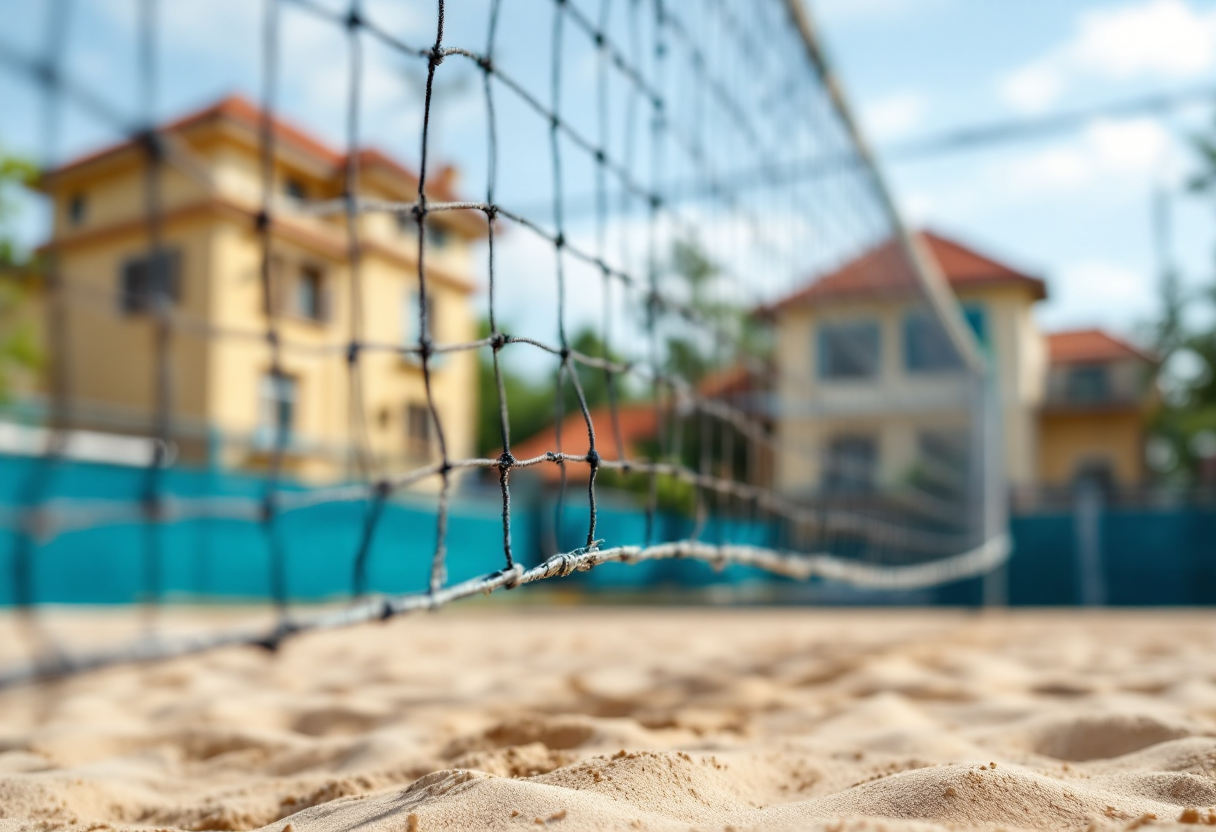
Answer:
0 0 1008 684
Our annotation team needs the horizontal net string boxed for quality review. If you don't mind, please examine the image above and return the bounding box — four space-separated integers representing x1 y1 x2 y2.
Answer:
0 532 1011 688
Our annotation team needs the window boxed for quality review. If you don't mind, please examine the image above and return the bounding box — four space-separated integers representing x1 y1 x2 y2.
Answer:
402 289 437 346
915 429 971 498
823 434 877 494
817 321 880 380
962 304 988 347
295 264 328 321
425 224 450 249
120 249 182 314
903 311 962 373
284 177 307 201
406 403 431 453
68 193 86 226
1065 366 1109 403
1073 458 1114 493
258 372 298 442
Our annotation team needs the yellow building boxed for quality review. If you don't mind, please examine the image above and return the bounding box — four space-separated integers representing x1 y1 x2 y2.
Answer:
1038 329 1157 488
768 231 1155 497
30 95 482 481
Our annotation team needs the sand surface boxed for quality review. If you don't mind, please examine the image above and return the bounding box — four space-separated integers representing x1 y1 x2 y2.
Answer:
1 607 1216 831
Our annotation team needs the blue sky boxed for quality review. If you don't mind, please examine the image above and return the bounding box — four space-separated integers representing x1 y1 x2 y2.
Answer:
817 0 1216 339
3 0 1216 347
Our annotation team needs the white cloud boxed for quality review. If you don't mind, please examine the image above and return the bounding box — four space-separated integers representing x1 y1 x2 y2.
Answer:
860 92 927 142
998 0 1216 113
999 64 1063 114
1070 0 1216 78
1038 261 1154 330
1002 118 1171 197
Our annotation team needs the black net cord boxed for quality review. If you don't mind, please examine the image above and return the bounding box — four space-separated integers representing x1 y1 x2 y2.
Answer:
254 0 295 619
13 0 76 671
137 0 171 635
416 0 455 596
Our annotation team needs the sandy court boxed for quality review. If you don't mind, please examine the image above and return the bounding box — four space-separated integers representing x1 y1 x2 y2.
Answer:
1 607 1215 831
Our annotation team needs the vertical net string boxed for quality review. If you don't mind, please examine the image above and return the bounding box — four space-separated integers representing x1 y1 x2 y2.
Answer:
256 0 291 620
417 0 454 596
481 0 515 572
13 0 75 670
344 1 387 600
548 0 601 552
137 0 170 631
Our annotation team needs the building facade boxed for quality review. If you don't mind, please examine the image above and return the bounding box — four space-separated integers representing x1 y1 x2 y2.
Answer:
29 95 482 481
769 231 1155 497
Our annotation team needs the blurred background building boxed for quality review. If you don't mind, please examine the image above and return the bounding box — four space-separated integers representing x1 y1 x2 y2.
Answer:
15 96 482 480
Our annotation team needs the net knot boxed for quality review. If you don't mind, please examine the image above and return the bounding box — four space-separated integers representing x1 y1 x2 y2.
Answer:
34 61 59 88
254 620 298 653
345 341 361 364
477 55 494 73
594 32 605 48
430 46 445 67
484 204 499 221
586 448 600 469
501 562 524 590
490 332 507 351
141 493 165 523
259 495 276 523
554 232 565 249
345 8 362 29
135 128 166 162
559 346 570 361
254 210 271 232
498 451 515 471
373 479 392 499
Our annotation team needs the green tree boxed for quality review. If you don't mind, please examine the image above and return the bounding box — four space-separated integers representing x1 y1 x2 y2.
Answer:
0 149 41 402
474 321 629 456
1147 123 1216 482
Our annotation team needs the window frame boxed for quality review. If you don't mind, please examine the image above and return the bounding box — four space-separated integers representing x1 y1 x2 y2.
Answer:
823 433 878 494
1064 365 1110 403
816 319 881 381
119 248 183 315
405 402 432 455
294 263 328 322
257 371 299 447
283 177 308 202
902 309 963 374
67 192 87 227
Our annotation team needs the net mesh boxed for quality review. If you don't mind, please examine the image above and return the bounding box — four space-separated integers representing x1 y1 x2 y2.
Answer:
0 0 1008 684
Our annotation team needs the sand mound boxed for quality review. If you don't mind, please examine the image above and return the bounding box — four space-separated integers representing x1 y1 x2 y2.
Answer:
1025 714 1202 762
2 609 1216 832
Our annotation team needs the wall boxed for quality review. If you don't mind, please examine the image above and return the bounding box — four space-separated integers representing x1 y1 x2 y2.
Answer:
4 455 1213 606
774 281 1043 492
1038 409 1145 486
30 113 481 483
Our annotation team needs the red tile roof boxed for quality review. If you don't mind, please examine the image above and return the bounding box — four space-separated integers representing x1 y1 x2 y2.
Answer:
1047 329 1155 365
41 94 461 203
770 231 1047 311
505 403 658 484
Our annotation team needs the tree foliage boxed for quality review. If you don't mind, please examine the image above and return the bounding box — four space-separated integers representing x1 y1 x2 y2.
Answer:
1147 124 1216 482
0 149 41 403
